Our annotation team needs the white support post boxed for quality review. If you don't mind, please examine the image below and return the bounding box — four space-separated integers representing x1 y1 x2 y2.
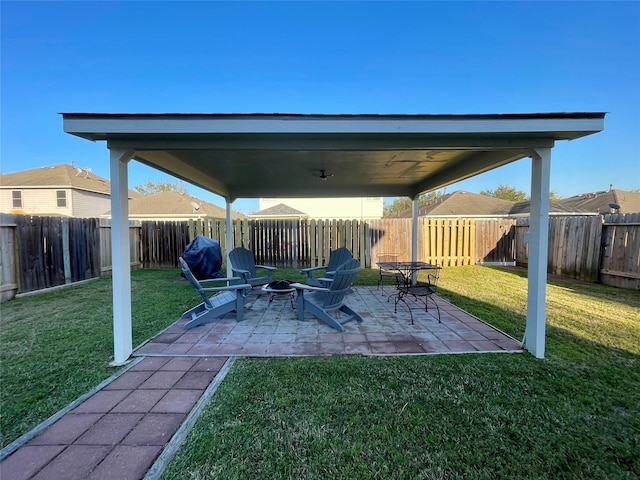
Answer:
524 147 551 359
109 148 134 365
411 196 419 285
225 198 234 278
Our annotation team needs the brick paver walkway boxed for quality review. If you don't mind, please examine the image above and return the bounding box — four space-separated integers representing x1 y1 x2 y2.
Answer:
0 357 229 480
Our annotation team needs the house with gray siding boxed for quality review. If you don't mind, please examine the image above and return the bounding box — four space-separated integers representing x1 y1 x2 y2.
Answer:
0 163 132 217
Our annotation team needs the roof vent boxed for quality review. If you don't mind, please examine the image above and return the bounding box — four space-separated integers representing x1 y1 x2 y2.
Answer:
75 167 92 179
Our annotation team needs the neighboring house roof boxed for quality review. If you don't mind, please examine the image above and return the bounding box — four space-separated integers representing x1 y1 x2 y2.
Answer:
0 163 140 198
558 188 640 214
124 191 245 219
508 201 584 215
249 203 308 218
392 191 515 217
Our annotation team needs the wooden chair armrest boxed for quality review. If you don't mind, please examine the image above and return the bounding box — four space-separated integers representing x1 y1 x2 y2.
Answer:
290 282 330 292
202 283 252 293
300 266 326 274
231 268 250 274
199 276 243 285
255 265 277 271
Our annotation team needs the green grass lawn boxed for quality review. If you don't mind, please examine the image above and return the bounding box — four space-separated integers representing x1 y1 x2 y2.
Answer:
1 266 639 478
0 269 195 447
162 266 640 479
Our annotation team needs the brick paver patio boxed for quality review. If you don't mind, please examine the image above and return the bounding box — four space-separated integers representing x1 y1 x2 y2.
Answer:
135 286 522 357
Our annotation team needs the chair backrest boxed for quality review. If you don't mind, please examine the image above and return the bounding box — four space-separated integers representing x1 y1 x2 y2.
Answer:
326 247 353 271
427 270 440 293
179 257 213 308
228 247 257 277
322 258 360 310
376 253 398 267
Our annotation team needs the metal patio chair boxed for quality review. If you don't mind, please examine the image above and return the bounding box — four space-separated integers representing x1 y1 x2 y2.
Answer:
394 268 441 324
376 252 403 295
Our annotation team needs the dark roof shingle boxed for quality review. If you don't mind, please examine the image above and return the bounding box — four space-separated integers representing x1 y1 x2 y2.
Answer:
0 163 141 198
127 191 244 218
250 203 308 217
558 189 640 214
0 163 111 194
393 191 515 217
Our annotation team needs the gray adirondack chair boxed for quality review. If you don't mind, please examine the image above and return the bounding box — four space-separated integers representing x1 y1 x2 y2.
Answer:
292 258 363 332
228 247 276 288
300 247 353 287
179 257 251 329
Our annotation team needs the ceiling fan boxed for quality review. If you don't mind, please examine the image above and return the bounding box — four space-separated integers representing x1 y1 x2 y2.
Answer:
312 169 334 181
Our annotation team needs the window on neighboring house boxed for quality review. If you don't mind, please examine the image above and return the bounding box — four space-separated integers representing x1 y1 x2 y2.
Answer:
56 190 67 207
12 191 22 208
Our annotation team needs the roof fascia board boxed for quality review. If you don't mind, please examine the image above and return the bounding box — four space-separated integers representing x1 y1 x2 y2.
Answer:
64 113 605 139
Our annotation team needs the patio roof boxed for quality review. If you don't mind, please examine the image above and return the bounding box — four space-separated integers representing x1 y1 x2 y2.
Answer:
61 112 605 363
62 112 605 201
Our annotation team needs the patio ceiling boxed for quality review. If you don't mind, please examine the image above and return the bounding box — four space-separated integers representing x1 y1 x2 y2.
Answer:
62 113 605 201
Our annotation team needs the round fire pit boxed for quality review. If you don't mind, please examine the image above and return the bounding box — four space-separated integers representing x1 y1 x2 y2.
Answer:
261 280 296 308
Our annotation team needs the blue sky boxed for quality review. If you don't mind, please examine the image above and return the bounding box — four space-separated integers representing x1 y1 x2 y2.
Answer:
2 1 639 213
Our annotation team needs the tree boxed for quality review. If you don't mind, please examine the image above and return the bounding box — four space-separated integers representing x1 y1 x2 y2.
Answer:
134 180 186 196
549 190 562 203
480 184 562 202
384 197 413 217
480 184 529 202
383 191 441 217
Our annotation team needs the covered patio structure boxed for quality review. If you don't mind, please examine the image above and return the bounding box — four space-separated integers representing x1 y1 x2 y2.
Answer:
62 112 605 363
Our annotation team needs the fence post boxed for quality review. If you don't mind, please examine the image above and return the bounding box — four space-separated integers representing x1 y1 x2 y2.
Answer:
61 217 71 283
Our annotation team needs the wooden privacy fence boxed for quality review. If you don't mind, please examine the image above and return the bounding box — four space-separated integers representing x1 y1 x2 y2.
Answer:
0 214 100 300
189 218 368 269
599 213 640 289
101 217 517 271
99 219 142 273
369 218 510 266
139 220 190 269
515 214 640 289
515 215 603 282
3 213 639 300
